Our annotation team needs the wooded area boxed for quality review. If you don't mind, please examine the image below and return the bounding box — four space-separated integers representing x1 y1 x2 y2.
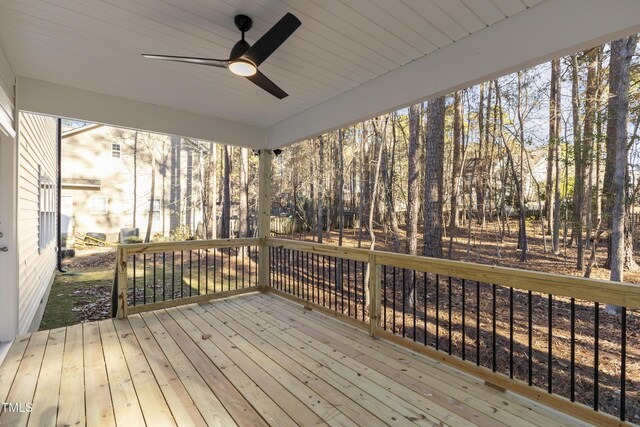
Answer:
271 35 640 291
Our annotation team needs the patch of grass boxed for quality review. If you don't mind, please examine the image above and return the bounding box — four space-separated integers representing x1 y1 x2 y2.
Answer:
39 268 113 330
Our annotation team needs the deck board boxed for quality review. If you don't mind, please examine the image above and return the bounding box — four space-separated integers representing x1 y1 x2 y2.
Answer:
0 292 591 426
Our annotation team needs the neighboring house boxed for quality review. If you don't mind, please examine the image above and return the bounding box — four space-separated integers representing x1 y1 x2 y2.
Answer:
61 124 207 243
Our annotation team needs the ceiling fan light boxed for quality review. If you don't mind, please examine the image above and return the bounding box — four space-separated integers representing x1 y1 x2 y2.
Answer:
229 60 257 76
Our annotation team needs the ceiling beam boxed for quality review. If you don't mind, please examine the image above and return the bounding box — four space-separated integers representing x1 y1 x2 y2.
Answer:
16 77 266 148
266 0 640 148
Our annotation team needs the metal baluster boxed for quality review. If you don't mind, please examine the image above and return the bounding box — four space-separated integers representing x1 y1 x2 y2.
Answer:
180 251 184 299
383 265 387 330
322 255 326 307
162 252 166 301
462 278 465 359
402 268 406 338
205 249 209 294
594 301 599 410
143 254 147 304
393 267 397 334
571 297 575 402
227 248 231 291
424 272 428 346
413 271 417 342
197 249 201 295
448 276 452 355
361 261 366 322
436 274 440 351
476 281 480 366
548 294 553 393
528 290 533 386
510 287 514 378
235 247 238 290
347 259 351 318
171 252 175 298
621 307 627 421
133 255 137 306
492 284 496 372
189 250 193 297
213 248 217 293
153 253 157 303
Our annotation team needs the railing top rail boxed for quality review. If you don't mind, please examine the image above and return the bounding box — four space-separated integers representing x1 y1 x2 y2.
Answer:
119 237 262 255
267 237 640 309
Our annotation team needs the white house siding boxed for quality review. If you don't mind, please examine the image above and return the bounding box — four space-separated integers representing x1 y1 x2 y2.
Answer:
17 112 58 334
0 46 14 135
62 126 204 241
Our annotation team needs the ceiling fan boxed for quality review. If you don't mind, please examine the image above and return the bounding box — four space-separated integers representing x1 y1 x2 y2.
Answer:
142 13 301 99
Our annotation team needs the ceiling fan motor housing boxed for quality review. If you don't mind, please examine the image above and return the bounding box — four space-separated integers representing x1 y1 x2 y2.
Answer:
230 39 251 60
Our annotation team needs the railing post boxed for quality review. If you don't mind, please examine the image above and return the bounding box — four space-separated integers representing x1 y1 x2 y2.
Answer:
368 254 381 338
116 246 128 318
258 149 272 291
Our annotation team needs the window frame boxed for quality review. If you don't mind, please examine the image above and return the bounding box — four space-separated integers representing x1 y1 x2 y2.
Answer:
111 143 121 158
89 195 109 215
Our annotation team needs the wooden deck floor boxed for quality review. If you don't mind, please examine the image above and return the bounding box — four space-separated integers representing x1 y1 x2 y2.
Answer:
0 292 590 427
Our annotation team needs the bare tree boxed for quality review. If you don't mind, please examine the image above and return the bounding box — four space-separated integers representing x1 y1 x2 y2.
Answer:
406 104 421 255
551 59 562 255
449 91 462 230
239 147 249 237
424 97 445 258
605 36 638 309
220 145 231 238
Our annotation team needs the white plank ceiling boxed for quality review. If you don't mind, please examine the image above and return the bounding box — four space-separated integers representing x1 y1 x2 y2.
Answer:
0 0 544 129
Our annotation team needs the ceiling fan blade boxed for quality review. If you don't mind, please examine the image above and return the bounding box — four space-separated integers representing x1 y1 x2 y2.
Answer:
242 13 301 66
246 71 288 99
142 54 229 67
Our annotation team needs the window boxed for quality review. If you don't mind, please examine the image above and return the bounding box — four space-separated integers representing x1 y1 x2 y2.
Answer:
112 143 121 158
149 198 161 219
90 195 108 214
38 167 56 252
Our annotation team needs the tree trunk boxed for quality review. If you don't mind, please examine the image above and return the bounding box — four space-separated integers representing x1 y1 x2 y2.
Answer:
407 104 421 255
338 129 345 247
606 36 638 304
317 136 324 243
169 136 181 232
220 145 231 238
145 151 156 243
477 82 486 226
186 142 194 231
424 97 445 258
552 60 562 255
382 116 401 252
239 147 249 237
546 62 557 240
133 131 138 228
570 55 585 269
449 91 462 230
584 48 598 251
212 143 218 239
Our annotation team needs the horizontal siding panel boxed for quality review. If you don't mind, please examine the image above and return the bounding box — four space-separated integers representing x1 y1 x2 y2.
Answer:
0 45 14 134
17 111 58 334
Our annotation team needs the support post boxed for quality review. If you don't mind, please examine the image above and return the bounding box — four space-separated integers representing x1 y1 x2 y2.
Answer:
368 254 381 338
116 246 128 318
258 149 272 291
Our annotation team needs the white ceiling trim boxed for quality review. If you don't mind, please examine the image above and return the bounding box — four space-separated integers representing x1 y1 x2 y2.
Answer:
16 76 265 148
266 0 640 148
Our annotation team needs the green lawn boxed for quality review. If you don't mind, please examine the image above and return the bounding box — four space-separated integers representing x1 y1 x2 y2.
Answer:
39 268 114 330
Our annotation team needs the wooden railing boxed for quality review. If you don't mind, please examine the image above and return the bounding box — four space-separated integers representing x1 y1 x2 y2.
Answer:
112 236 640 425
113 238 262 317
265 237 640 426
